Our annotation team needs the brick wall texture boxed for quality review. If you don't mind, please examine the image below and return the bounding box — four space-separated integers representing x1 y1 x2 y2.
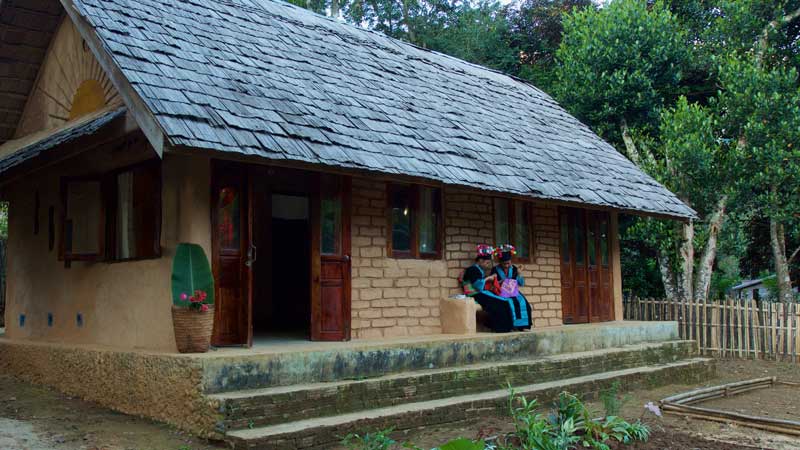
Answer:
350 177 563 339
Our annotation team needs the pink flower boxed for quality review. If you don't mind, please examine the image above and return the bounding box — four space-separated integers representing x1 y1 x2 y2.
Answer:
201 304 209 312
180 293 188 301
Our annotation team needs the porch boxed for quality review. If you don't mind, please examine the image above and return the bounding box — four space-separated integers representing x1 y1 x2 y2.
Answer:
0 320 711 447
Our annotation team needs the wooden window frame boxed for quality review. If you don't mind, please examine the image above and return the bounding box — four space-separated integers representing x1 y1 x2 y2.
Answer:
59 175 106 262
386 183 443 260
493 198 534 263
106 159 162 263
60 159 162 263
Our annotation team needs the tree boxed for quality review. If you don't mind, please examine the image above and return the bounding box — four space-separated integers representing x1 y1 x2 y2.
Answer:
505 0 593 90
554 0 689 150
715 56 800 301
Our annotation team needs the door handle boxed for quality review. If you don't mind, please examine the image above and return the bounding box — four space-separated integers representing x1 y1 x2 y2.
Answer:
245 243 257 267
344 254 351 262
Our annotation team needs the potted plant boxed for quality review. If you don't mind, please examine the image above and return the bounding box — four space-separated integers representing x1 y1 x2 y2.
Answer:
171 243 215 353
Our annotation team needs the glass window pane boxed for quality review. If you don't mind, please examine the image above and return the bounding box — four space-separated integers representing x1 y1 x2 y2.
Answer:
560 213 569 263
514 202 530 259
587 221 596 266
574 213 585 265
65 180 102 255
321 197 341 255
217 186 240 250
116 171 135 259
418 187 439 254
494 198 509 245
600 217 609 266
390 185 411 252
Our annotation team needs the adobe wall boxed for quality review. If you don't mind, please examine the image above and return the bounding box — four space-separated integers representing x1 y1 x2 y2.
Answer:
2 148 210 352
350 177 564 339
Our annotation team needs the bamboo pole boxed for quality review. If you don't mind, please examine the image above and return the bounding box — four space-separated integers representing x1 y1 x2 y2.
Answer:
744 299 750 359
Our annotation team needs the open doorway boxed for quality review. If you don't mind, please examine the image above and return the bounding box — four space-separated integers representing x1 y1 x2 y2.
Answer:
252 193 311 339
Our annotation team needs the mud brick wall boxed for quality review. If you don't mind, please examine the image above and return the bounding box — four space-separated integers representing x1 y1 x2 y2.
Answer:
350 177 563 339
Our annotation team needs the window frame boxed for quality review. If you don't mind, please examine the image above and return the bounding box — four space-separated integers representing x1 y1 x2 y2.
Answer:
386 183 443 260
60 159 162 263
106 159 163 263
493 197 534 263
59 175 106 262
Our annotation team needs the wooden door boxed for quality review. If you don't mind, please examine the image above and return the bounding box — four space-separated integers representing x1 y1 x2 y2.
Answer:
560 208 613 324
589 212 614 321
211 161 250 346
311 174 352 341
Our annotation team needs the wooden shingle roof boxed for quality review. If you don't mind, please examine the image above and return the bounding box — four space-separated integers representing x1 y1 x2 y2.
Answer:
66 0 695 219
0 0 62 143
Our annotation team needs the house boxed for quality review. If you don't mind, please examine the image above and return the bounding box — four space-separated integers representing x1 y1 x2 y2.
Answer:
0 0 710 444
0 0 695 352
731 275 799 301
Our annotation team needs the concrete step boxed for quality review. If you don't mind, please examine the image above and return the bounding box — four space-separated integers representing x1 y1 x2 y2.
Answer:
200 322 681 394
211 340 696 433
226 356 715 450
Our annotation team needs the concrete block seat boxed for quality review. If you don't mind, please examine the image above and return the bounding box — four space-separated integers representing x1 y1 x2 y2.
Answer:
439 296 507 334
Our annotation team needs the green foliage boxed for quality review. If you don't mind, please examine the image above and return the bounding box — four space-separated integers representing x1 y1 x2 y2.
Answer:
341 429 397 450
715 56 800 224
171 243 215 307
599 381 630 417
501 388 649 450
555 0 689 142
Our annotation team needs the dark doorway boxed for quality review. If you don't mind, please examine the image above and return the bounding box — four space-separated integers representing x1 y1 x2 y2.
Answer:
253 193 311 338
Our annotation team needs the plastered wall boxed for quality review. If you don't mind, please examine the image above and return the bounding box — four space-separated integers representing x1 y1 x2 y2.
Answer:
3 147 210 351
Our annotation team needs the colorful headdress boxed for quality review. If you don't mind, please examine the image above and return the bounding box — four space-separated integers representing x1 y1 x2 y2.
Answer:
475 244 495 260
495 244 517 262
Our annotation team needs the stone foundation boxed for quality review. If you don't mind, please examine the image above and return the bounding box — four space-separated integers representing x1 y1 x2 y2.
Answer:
0 338 221 438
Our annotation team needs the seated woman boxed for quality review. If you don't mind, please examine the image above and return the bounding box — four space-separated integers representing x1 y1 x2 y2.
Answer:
491 244 532 331
460 244 530 332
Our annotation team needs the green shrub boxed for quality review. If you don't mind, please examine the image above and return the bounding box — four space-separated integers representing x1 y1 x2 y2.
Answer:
340 388 649 450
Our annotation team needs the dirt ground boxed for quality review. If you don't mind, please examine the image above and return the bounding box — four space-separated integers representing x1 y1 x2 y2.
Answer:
1 359 799 450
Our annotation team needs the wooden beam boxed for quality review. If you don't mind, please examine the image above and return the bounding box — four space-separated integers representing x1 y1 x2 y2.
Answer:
58 0 166 156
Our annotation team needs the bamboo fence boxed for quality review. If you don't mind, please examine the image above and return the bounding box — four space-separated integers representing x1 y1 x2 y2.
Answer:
623 297 800 362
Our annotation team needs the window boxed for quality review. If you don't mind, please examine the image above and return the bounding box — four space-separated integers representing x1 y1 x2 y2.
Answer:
61 159 161 262
387 184 442 259
493 198 533 261
61 178 104 260
111 161 161 260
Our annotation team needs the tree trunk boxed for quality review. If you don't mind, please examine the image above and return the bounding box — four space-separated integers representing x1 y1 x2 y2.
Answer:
401 0 415 44
658 252 679 300
620 120 640 166
770 217 794 302
330 0 340 18
693 196 727 301
679 220 694 302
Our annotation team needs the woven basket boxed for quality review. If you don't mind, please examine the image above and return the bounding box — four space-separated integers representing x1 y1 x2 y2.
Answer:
171 305 214 353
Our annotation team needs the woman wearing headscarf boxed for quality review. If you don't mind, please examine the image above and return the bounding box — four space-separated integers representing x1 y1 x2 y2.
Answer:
490 244 532 331
459 244 529 332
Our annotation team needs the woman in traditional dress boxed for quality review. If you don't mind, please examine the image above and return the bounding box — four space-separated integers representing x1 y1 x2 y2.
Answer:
490 244 532 331
460 244 530 332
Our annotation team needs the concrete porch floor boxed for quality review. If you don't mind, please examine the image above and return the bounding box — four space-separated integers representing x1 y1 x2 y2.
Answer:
196 320 676 357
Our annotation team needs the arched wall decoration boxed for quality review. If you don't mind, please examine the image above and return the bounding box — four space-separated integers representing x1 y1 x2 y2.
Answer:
15 17 123 139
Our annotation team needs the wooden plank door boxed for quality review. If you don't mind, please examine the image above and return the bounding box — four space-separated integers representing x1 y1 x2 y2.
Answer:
311 174 352 341
592 212 614 321
560 208 589 324
559 209 576 323
211 161 250 346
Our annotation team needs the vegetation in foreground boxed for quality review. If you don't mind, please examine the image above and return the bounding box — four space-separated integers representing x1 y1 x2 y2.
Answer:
341 387 650 450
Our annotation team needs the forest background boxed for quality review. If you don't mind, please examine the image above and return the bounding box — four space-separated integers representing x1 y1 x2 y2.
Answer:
286 0 800 302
